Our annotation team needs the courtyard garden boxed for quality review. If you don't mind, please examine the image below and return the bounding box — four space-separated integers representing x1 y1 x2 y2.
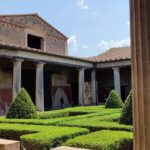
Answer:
0 89 133 150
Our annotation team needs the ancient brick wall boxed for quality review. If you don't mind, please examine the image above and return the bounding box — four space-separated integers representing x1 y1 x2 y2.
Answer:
0 21 25 46
0 15 67 55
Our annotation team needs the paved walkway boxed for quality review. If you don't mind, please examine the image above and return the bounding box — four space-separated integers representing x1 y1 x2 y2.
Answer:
51 146 90 150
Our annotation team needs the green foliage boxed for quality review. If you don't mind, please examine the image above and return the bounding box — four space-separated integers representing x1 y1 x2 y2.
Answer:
38 110 69 119
6 88 37 119
0 107 121 126
105 90 123 108
0 123 89 150
0 105 133 149
64 130 133 150
120 91 133 125
59 119 132 132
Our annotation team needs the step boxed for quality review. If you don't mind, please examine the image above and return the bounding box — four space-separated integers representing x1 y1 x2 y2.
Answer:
0 139 20 150
51 146 90 150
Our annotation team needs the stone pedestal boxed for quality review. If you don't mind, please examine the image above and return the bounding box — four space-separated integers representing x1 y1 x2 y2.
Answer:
36 62 45 111
0 139 20 150
131 0 150 149
78 68 85 106
113 67 121 96
12 59 23 99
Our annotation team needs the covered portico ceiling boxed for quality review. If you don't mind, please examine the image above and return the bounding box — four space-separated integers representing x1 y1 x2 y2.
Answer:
0 43 94 68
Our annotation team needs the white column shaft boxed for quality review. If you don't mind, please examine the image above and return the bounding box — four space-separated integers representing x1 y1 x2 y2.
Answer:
79 68 85 105
91 70 97 105
36 63 45 111
113 67 121 96
13 59 23 99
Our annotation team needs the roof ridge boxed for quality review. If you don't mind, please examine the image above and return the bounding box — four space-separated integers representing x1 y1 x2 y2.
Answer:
0 13 38 17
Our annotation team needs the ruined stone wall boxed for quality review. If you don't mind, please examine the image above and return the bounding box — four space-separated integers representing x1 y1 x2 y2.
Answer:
0 21 25 46
46 35 66 55
0 15 67 55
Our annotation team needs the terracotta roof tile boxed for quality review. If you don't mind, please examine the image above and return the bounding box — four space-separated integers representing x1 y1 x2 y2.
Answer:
88 47 131 62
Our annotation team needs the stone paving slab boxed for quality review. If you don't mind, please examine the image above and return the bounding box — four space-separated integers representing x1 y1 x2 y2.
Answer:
0 139 20 150
51 146 90 150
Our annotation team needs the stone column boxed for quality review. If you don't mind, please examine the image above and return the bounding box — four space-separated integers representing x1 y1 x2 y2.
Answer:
78 68 85 106
91 70 97 105
131 0 150 149
113 67 121 96
36 62 45 111
13 59 23 99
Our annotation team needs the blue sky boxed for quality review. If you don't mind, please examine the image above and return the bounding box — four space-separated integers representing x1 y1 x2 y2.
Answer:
0 0 130 57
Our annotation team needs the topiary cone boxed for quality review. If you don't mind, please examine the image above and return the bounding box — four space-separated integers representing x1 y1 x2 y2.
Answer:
105 90 123 108
6 88 37 119
120 91 132 125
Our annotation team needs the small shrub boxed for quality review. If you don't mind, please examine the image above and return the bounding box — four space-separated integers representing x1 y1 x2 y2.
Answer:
6 88 37 119
105 90 123 108
120 91 132 125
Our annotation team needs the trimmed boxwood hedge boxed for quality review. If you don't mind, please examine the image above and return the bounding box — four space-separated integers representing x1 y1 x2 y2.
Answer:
0 107 121 126
105 90 123 108
120 91 132 125
0 123 89 150
6 88 37 119
58 119 133 132
64 130 133 150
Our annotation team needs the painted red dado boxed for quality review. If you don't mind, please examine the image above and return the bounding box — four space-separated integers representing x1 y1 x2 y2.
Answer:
0 89 12 115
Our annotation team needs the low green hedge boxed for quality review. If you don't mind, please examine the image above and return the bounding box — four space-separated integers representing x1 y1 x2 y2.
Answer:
0 123 89 150
64 130 133 150
37 105 106 119
0 107 121 126
38 110 70 119
59 119 133 131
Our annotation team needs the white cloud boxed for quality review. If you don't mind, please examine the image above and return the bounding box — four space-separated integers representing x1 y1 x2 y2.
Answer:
77 0 89 10
127 21 130 27
97 38 130 50
82 45 88 49
68 35 78 51
97 40 110 50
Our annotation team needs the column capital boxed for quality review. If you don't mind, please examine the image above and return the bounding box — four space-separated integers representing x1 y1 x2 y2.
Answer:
36 62 45 68
112 67 120 71
13 58 24 63
78 68 85 71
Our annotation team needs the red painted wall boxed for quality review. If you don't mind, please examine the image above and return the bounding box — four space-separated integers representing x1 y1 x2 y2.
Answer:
0 89 12 115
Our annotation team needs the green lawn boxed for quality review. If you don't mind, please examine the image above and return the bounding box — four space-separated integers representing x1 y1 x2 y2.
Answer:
0 105 133 150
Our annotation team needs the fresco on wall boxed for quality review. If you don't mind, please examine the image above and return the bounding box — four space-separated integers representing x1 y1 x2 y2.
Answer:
84 82 92 105
0 89 12 115
51 74 72 109
52 85 72 109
